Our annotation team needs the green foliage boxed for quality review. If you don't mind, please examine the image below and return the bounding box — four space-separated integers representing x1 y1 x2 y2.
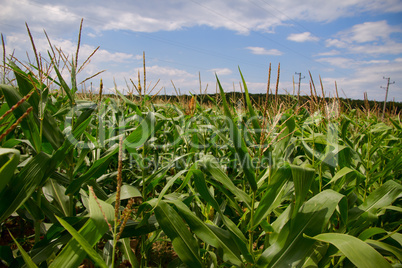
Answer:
0 32 401 268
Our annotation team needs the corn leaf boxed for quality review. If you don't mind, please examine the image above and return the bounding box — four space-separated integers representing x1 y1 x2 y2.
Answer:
1 84 41 152
154 200 203 268
120 237 140 268
201 155 251 208
53 63 74 106
106 184 142 204
257 189 346 267
50 189 113 267
9 231 38 268
124 111 155 154
192 169 253 263
366 239 402 262
291 164 316 217
307 233 392 268
349 180 402 225
54 216 108 268
252 164 291 229
167 199 243 266
239 67 261 142
9 62 64 149
65 144 118 195
216 75 257 191
0 152 49 222
0 148 19 192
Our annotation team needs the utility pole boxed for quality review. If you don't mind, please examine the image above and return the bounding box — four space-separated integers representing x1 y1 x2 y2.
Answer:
381 77 394 119
295 72 305 104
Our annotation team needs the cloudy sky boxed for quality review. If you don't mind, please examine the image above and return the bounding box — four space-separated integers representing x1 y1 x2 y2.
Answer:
1 0 402 101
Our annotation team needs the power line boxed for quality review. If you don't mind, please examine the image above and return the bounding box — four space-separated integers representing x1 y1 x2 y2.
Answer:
248 0 315 34
4 2 276 71
295 72 305 103
381 76 395 119
248 0 329 50
2 0 373 84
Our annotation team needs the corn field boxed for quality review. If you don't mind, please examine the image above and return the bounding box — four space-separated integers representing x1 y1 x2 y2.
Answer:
0 26 401 268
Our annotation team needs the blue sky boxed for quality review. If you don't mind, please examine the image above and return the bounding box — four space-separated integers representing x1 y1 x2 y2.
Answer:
1 0 402 101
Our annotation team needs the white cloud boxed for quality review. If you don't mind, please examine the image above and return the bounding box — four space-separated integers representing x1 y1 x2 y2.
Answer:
4 33 138 65
316 57 357 69
317 58 402 101
325 39 348 49
2 0 402 101
315 50 341 56
287 32 319 42
2 0 402 36
143 65 195 78
317 57 396 68
87 32 98 38
362 60 390 65
337 21 399 43
349 41 402 55
209 68 232 76
246 47 283 56
325 20 402 55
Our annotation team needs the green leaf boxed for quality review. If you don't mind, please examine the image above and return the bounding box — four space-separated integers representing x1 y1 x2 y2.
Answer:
104 218 158 240
390 233 402 247
66 144 119 195
49 219 102 267
154 200 203 268
54 216 108 268
358 227 388 241
11 62 66 149
200 155 251 208
0 148 20 192
1 84 41 152
87 185 114 231
239 67 261 142
192 169 253 263
28 217 87 264
0 245 14 266
50 189 113 267
273 113 295 161
116 89 142 115
106 184 142 204
291 164 316 217
324 166 355 188
216 75 257 191
154 170 187 208
299 242 329 268
9 231 38 268
124 111 155 154
43 179 71 217
120 237 140 268
257 190 346 267
359 180 402 213
0 152 50 222
53 63 74 106
74 102 96 130
24 196 45 221
252 164 291 229
307 233 392 268
349 180 402 226
168 199 243 266
366 239 402 262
